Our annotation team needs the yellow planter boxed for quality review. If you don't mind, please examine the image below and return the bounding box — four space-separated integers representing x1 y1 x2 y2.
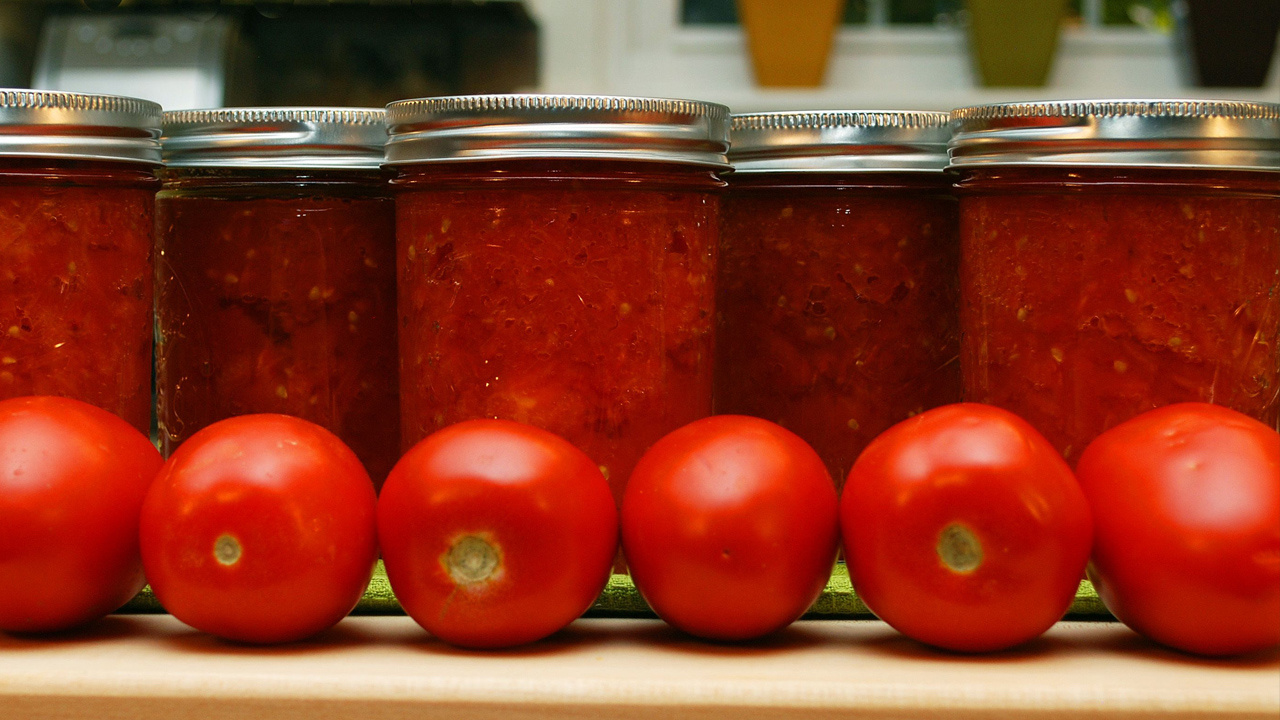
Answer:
737 0 844 87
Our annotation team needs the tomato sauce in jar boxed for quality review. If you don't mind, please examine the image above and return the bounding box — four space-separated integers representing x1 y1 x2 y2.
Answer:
717 112 959 486
952 101 1280 461
0 91 160 433
387 95 729 505
156 109 398 485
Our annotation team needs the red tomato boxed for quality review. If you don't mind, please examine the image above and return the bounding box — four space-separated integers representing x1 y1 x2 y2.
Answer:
0 397 162 633
1076 403 1280 656
621 415 839 641
842 403 1092 652
377 419 617 649
139 414 377 644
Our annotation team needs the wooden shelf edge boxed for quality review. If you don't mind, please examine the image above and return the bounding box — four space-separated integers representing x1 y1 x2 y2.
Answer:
1 616 1276 720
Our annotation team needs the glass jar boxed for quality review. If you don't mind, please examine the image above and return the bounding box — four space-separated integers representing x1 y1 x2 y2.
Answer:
156 108 399 485
387 95 729 504
952 100 1280 462
717 111 960 486
0 90 161 433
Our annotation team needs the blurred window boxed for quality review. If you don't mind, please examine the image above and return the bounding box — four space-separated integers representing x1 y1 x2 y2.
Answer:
680 0 1171 30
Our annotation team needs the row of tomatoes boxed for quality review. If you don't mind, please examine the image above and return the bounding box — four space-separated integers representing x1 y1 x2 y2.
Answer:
0 396 1276 656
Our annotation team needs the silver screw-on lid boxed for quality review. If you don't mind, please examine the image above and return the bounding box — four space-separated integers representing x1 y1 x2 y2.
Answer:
385 94 731 169
0 89 161 165
162 107 386 169
729 111 951 173
949 100 1280 170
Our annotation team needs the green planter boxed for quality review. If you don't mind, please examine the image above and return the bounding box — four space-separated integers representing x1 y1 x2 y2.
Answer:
967 0 1068 87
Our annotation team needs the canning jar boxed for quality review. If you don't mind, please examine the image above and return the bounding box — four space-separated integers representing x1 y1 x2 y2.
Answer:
387 95 728 504
952 100 1280 462
156 108 399 485
717 111 960 486
0 90 161 432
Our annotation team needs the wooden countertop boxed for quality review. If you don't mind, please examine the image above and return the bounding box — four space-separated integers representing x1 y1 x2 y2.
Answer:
1 616 1277 719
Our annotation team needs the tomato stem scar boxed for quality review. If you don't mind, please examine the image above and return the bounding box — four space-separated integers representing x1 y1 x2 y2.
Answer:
937 523 982 574
445 535 501 585
214 534 242 566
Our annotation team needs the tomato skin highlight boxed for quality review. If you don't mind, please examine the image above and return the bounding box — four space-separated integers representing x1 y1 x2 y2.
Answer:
841 403 1093 653
139 414 377 644
377 419 618 649
1076 403 1280 656
0 396 163 633
621 415 840 641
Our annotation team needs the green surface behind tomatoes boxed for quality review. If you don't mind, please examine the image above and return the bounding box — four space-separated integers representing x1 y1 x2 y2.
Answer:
120 561 1109 618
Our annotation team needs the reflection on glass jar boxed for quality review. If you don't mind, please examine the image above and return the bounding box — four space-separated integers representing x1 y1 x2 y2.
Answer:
0 91 161 433
387 96 730 505
155 109 399 485
952 101 1280 462
717 112 960 486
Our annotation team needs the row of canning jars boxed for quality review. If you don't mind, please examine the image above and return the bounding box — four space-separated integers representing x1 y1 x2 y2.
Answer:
0 90 1276 501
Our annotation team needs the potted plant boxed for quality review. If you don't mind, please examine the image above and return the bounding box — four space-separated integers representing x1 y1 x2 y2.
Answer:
737 0 845 87
1175 0 1280 87
966 0 1068 87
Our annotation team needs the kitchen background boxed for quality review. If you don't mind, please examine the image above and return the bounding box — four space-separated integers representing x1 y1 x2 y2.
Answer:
0 0 1275 112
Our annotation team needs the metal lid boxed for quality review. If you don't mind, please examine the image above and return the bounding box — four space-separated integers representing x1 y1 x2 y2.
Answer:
729 111 951 173
385 94 731 168
950 100 1280 170
162 107 387 169
0 88 161 164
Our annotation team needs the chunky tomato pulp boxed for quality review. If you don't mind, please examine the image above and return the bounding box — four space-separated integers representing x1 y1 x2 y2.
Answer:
395 161 720 504
0 160 156 432
959 168 1280 462
156 171 399 484
716 174 961 485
